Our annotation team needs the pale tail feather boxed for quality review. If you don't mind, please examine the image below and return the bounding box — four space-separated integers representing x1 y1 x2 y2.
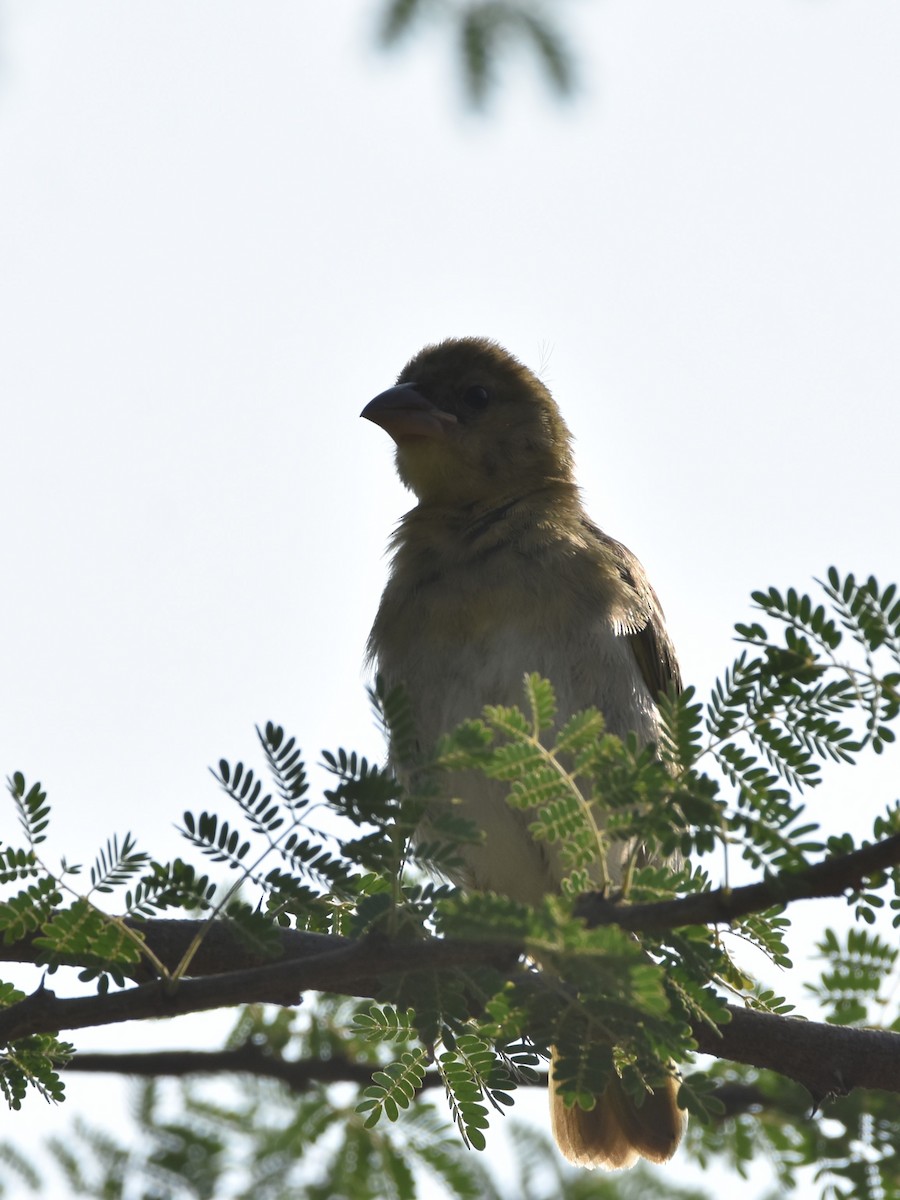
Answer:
549 1047 686 1170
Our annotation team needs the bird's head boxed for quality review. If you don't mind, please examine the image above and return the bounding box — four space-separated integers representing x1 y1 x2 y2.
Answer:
361 338 575 506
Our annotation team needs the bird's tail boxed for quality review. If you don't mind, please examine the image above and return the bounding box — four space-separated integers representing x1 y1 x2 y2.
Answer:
549 1047 685 1170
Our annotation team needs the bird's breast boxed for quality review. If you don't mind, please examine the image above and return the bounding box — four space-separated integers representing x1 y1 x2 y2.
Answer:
371 531 660 901
375 533 656 739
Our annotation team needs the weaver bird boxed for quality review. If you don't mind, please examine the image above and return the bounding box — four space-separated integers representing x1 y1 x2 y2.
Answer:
362 337 685 1169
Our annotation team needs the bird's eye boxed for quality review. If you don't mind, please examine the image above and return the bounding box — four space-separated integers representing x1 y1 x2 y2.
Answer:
462 385 490 411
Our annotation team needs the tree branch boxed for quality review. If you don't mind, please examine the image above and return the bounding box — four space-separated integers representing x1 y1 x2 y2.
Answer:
58 1052 790 1117
577 831 900 931
3 830 896 991
3 834 899 1108
4 832 896 984
3 923 900 1105
0 932 516 1041
691 1004 900 1105
65 1046 390 1091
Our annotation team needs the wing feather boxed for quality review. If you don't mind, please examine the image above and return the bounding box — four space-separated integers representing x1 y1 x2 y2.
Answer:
581 520 682 701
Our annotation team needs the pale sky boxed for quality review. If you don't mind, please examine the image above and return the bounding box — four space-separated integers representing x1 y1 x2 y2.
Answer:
1 2 899 1196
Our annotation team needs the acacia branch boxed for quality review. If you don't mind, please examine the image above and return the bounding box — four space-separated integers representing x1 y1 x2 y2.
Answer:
4 831 894 985
3 924 900 1104
4 831 896 984
0 932 515 1042
577 831 900 931
59 1052 790 1118
3 833 900 1107
66 1046 392 1090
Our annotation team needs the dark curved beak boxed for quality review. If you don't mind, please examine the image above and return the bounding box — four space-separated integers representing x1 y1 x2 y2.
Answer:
361 383 457 444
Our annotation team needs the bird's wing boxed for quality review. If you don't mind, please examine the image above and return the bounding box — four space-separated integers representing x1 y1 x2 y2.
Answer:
627 602 682 700
583 520 682 701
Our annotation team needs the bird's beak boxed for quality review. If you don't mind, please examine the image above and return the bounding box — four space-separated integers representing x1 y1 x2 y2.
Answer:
361 384 457 444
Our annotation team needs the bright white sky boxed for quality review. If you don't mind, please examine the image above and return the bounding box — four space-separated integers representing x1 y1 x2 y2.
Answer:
1 2 899 1196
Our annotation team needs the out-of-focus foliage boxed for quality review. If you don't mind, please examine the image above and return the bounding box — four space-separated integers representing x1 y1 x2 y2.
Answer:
375 0 576 106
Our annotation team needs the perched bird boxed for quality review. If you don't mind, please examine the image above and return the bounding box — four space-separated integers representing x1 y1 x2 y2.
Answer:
362 337 685 1169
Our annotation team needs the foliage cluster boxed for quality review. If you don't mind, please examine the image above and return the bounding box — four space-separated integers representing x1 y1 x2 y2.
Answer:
375 0 575 106
1 570 900 1198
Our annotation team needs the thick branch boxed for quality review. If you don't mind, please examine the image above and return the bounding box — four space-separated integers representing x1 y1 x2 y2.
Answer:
3 834 897 983
59 1052 785 1117
0 932 516 1042
0 920 344 979
3 834 900 1106
66 1046 390 1090
577 831 900 931
3 926 900 1103
692 1004 900 1104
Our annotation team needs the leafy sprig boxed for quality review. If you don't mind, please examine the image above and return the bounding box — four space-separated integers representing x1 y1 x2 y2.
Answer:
2 566 900 1198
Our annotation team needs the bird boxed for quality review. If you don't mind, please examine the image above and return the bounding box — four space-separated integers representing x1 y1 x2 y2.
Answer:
361 336 685 1169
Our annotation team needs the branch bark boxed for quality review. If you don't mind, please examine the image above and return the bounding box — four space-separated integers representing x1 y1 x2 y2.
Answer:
54 1051 873 1113
3 835 899 1108
5 832 895 977
576 831 900 931
56 1052 803 1117
66 1046 387 1090
3 921 899 1105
